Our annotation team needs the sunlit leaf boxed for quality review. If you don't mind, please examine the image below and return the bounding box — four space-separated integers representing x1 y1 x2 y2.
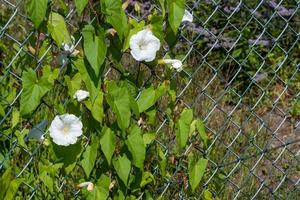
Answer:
11 109 19 128
100 127 116 165
143 132 156 146
126 125 145 168
80 135 99 177
82 25 107 77
106 81 131 130
188 155 208 192
27 0 48 27
136 86 156 113
113 155 131 186
85 91 104 123
85 175 110 200
196 119 209 148
101 0 128 40
39 171 54 193
20 69 52 116
75 0 88 16
176 108 193 149
0 168 23 200
47 12 71 47
167 0 185 34
140 171 155 188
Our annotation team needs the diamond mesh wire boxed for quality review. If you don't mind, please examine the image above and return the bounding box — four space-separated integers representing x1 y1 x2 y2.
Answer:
0 0 300 199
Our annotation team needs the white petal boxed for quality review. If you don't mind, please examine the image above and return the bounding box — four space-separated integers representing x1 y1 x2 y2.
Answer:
129 29 160 62
73 90 89 102
60 114 78 124
130 47 143 61
49 116 63 134
49 114 83 146
163 59 183 72
143 49 157 62
182 10 193 23
69 127 83 137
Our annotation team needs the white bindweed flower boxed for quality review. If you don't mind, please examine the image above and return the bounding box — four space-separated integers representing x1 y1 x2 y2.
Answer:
129 29 160 62
73 90 90 102
182 10 193 23
62 42 75 54
77 182 94 192
49 114 83 146
161 59 183 72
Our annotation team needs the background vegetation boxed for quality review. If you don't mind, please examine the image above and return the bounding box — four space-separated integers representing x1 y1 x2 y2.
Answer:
0 0 299 199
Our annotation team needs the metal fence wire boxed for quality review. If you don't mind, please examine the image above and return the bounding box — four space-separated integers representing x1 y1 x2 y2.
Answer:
0 0 300 199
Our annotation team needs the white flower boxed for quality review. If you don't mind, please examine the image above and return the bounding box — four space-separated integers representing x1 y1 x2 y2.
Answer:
162 59 183 72
77 182 94 192
49 114 83 146
73 90 90 102
129 29 160 62
182 10 193 23
62 42 75 54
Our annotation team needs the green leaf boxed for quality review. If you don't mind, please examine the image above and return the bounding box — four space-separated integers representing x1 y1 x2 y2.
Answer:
167 0 185 34
75 0 88 16
0 105 5 117
176 108 193 149
196 120 209 148
86 175 110 200
0 168 12 199
158 0 166 16
26 0 48 28
11 109 19 128
203 189 213 200
136 83 168 113
114 190 125 200
15 130 27 148
20 68 52 116
100 127 116 165
113 155 131 186
140 171 155 188
106 82 131 130
0 168 23 200
80 135 99 177
4 178 23 200
52 142 83 174
39 171 54 193
150 15 164 42
47 12 71 47
64 73 82 98
43 65 59 84
82 25 107 77
136 86 156 113
157 146 166 177
145 109 156 125
85 91 104 123
102 0 128 40
126 126 146 168
143 132 156 146
73 58 99 101
188 157 208 192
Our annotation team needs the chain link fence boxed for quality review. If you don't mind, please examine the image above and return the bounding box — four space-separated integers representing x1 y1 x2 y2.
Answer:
0 0 300 199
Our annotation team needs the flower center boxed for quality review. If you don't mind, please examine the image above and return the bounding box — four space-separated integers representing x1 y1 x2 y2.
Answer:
62 125 70 135
138 40 147 51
